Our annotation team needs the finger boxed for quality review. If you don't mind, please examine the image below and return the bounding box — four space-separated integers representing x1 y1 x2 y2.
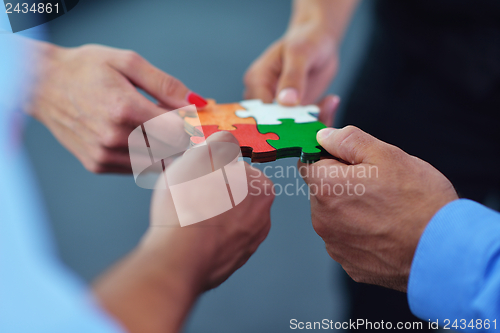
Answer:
243 42 282 103
244 84 275 103
91 149 153 174
302 60 338 104
87 66 190 132
316 126 383 165
86 101 188 161
105 87 187 130
95 166 134 174
317 94 340 126
134 104 189 148
110 51 207 109
50 117 138 173
276 48 309 106
90 148 136 170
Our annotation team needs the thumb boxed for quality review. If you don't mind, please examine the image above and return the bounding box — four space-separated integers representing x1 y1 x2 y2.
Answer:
276 50 309 106
112 51 207 109
317 126 383 165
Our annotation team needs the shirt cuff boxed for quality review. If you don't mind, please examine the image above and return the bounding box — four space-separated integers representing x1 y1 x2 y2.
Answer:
408 199 500 322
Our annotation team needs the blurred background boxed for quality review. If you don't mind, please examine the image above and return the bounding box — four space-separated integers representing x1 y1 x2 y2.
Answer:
24 0 374 331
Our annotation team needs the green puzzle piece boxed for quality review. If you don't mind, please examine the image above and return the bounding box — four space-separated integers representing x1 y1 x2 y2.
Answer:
257 119 328 163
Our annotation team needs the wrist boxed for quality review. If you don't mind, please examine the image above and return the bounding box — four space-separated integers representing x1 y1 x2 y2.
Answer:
24 39 64 119
289 0 358 44
94 239 202 333
289 7 336 40
138 227 208 295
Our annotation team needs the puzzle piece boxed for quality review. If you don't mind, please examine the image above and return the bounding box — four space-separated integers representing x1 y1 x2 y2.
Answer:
235 99 319 125
184 99 330 163
190 124 279 163
184 99 256 132
258 119 329 163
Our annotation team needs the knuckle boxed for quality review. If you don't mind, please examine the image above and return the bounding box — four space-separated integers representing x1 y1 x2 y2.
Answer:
341 125 363 141
314 190 328 203
287 40 310 56
372 141 407 166
311 220 328 238
325 245 343 262
383 147 405 164
264 189 275 202
84 160 105 174
121 50 142 68
101 130 125 148
349 273 364 284
91 146 115 166
78 44 99 54
77 45 116 65
337 126 364 162
109 100 133 124
243 65 267 87
92 147 108 164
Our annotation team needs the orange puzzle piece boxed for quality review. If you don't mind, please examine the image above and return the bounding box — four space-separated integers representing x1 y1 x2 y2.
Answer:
184 99 256 132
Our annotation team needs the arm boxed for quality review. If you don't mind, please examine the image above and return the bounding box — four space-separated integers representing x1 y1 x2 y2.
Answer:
92 237 200 333
93 132 275 333
289 0 357 44
300 125 500 330
244 0 358 115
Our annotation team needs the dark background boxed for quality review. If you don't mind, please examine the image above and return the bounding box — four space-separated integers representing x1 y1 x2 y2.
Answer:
24 1 374 331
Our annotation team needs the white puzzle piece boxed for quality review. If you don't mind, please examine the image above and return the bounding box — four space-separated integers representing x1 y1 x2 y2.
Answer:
235 99 319 125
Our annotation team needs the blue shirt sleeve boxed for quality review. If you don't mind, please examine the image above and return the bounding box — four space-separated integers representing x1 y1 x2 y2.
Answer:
408 199 500 331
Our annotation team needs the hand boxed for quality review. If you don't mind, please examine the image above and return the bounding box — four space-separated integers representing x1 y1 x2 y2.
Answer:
146 131 275 291
93 132 275 333
244 21 338 106
26 42 207 173
299 126 458 291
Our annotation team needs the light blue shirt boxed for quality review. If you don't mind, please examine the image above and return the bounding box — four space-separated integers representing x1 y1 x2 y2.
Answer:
409 199 500 331
0 11 122 333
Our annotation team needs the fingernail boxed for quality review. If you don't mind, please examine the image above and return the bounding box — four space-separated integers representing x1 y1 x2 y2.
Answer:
187 91 208 108
317 128 335 143
277 88 299 105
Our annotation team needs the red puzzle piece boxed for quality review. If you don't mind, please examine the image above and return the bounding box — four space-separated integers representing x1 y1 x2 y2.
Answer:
191 124 279 163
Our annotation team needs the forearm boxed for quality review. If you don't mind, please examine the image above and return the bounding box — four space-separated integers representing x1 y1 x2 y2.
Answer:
92 240 201 333
289 0 359 42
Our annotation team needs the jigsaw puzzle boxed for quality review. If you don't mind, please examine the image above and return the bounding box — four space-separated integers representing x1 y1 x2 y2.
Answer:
184 99 255 132
235 99 319 125
190 124 279 163
184 99 330 163
257 119 327 161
